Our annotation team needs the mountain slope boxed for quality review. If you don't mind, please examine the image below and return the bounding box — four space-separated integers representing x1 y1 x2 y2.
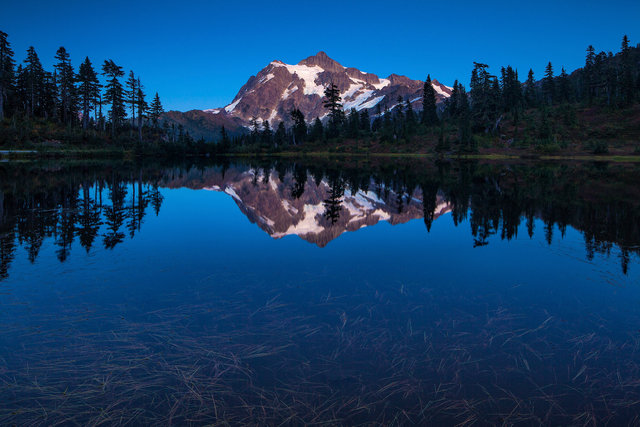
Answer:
163 52 451 141
209 51 451 127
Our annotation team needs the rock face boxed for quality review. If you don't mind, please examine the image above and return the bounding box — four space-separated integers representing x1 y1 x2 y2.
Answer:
210 51 452 128
162 52 452 140
163 167 451 247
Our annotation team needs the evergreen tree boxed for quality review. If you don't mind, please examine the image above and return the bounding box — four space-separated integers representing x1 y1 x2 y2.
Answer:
274 121 287 146
290 108 307 144
620 35 634 106
346 108 360 138
469 62 498 132
77 57 100 129
0 30 15 120
446 80 460 118
261 119 272 145
323 82 343 137
125 70 137 125
500 65 522 115
421 74 438 126
524 69 537 108
558 67 571 103
101 59 126 135
136 78 147 141
457 86 474 150
54 46 76 125
542 61 555 105
220 126 230 146
42 70 58 120
23 46 45 117
584 45 596 103
149 92 163 127
359 109 370 133
310 117 324 141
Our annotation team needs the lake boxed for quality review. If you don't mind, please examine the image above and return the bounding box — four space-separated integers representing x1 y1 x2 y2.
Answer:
1 157 639 425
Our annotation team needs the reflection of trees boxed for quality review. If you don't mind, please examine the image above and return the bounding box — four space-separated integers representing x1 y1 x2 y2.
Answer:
323 176 345 225
291 166 307 200
78 183 102 252
0 159 639 279
0 163 166 280
103 181 127 250
0 231 15 280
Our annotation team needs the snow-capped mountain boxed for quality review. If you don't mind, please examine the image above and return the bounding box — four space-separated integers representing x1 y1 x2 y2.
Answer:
206 51 451 127
163 167 451 247
161 52 452 139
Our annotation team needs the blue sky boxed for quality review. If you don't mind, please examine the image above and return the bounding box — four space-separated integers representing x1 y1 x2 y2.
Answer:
2 0 639 111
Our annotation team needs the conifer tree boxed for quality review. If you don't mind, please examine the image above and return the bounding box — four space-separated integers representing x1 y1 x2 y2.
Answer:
558 67 571 103
23 46 45 117
346 108 360 138
261 119 272 145
310 117 323 141
54 46 77 125
125 70 137 125
220 126 230 146
620 35 634 106
290 108 307 144
101 59 126 135
359 109 370 133
77 57 100 129
524 69 537 108
323 82 343 137
0 31 15 120
274 121 286 146
584 45 596 103
542 61 555 105
136 78 147 141
446 80 460 118
422 74 438 126
149 92 163 127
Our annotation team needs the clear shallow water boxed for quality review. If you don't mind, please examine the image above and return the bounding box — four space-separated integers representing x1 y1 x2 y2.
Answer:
0 158 639 425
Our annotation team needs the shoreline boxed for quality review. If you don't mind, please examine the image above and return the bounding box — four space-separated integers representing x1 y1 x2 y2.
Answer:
1 148 640 162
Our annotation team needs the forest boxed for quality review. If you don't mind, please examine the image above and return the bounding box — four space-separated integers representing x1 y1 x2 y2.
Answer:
1 31 639 156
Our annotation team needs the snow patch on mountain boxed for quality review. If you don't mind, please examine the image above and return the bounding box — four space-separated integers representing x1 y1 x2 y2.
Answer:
225 99 241 113
272 62 325 96
358 96 386 110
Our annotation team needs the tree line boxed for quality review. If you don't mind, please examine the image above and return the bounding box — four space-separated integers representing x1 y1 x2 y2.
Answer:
0 30 174 146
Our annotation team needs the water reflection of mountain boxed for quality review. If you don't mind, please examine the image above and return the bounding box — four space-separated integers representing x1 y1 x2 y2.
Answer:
165 168 451 247
1 159 639 279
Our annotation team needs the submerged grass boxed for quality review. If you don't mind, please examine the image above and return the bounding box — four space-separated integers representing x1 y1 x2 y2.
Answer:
1 270 640 425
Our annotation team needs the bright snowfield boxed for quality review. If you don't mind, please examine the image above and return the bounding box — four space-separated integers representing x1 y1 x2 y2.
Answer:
203 55 451 124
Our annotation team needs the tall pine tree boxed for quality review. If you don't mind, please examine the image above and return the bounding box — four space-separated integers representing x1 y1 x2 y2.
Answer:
54 47 77 125
422 74 438 126
323 82 343 138
0 31 15 120
77 57 100 129
101 59 125 136
149 92 163 127
542 61 555 105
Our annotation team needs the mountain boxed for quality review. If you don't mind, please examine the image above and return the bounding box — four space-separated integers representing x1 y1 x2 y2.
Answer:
163 166 451 247
162 52 451 141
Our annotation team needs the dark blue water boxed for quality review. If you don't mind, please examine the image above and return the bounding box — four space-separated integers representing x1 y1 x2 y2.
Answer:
1 158 639 424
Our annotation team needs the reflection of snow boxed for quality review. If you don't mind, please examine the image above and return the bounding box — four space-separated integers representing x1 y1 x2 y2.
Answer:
272 204 324 238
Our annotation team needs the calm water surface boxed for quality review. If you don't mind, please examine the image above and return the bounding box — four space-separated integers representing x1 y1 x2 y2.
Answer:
0 158 639 425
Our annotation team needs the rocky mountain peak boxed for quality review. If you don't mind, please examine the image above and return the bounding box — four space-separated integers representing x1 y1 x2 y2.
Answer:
298 51 345 73
162 53 453 140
